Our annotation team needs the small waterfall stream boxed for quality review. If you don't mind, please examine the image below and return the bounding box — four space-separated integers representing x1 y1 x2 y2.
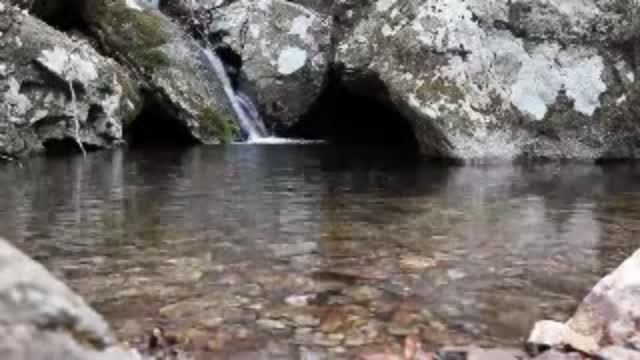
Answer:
130 0 322 144
202 48 270 142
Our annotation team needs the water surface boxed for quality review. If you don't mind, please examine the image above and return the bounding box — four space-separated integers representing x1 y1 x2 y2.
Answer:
1 146 639 357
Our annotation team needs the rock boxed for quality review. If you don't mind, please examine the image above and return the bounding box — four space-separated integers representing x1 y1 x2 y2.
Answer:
528 320 598 354
311 332 344 347
344 285 382 303
293 314 320 327
285 294 315 307
85 0 237 143
532 349 584 360
438 346 528 360
567 248 640 348
256 318 288 331
0 238 138 359
529 248 640 355
597 346 640 360
208 0 332 127
0 8 142 157
318 306 347 333
334 0 640 161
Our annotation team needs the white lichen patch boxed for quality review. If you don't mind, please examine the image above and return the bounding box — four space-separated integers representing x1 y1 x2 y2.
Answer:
277 47 307 75
381 24 395 37
38 46 99 84
511 44 606 120
289 15 314 43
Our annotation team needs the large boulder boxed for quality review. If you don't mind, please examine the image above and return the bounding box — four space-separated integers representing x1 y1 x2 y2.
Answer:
85 0 238 142
208 0 332 127
0 238 138 359
0 4 142 157
335 0 640 161
529 248 640 356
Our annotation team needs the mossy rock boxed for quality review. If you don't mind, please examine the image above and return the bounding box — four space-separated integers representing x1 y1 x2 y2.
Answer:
199 106 239 143
415 76 465 104
92 0 172 69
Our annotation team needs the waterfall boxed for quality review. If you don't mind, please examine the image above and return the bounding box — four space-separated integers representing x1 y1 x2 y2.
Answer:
202 48 269 142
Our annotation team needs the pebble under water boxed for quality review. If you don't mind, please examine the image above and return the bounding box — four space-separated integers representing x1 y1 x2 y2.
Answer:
0 145 639 358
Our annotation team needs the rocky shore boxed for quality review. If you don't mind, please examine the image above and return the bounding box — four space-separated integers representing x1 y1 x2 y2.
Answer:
1 235 639 360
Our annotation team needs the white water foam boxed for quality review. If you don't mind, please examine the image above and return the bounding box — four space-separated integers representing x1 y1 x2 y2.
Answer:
244 137 325 145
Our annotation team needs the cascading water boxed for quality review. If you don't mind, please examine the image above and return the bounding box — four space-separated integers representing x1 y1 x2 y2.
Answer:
136 0 323 144
236 92 269 137
202 48 270 142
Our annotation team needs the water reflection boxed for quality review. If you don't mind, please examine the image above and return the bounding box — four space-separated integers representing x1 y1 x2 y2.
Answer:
0 146 639 351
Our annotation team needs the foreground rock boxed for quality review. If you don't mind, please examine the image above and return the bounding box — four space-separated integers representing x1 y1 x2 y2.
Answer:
0 238 138 359
333 1 640 161
529 248 640 358
0 5 142 157
208 0 332 128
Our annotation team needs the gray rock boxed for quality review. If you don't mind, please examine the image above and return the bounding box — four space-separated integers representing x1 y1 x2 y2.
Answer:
529 248 640 355
438 346 528 360
0 5 142 157
527 320 598 354
598 346 640 360
209 0 332 127
0 238 138 359
532 349 583 360
568 248 640 348
334 0 640 161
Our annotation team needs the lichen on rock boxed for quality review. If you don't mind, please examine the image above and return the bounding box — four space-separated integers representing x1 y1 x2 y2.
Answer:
334 0 640 161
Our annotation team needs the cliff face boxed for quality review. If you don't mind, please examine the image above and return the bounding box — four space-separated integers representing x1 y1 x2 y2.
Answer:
3 0 640 161
332 0 640 160
201 0 640 160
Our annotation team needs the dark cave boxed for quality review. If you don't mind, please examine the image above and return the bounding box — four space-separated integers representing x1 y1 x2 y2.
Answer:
282 69 420 154
42 138 101 156
126 94 198 148
28 0 93 31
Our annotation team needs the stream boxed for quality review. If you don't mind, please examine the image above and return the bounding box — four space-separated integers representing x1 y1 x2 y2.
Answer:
1 145 639 358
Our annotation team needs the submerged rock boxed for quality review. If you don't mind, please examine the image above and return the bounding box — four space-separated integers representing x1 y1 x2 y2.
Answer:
333 0 640 161
0 6 142 157
208 0 332 128
0 238 138 359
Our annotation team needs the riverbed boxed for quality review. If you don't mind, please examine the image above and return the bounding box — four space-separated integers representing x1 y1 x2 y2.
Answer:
1 145 638 358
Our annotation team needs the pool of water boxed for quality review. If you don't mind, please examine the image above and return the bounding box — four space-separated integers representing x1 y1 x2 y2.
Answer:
1 145 639 357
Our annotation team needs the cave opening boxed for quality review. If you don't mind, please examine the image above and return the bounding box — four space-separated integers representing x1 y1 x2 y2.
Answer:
126 94 198 148
28 0 93 32
42 138 101 156
282 68 420 155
